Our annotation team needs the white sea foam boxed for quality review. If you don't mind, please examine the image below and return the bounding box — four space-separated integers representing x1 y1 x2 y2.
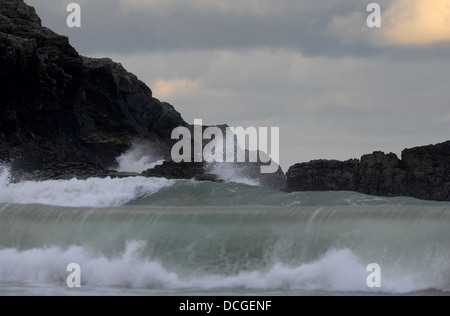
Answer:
201 129 261 186
114 142 164 173
113 141 261 187
208 163 260 187
0 244 447 294
0 165 173 207
0 165 9 188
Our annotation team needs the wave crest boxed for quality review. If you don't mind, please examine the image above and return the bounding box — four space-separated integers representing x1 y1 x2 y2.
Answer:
114 142 164 173
0 165 174 207
0 244 448 294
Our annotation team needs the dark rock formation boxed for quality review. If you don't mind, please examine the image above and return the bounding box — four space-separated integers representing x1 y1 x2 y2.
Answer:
28 162 140 181
287 141 450 201
0 0 286 190
142 162 221 182
286 159 359 192
357 152 405 197
401 142 450 201
142 161 287 190
0 0 186 173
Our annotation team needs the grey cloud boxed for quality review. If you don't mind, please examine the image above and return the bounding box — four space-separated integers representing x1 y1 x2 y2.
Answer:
97 49 450 169
25 0 446 60
22 0 450 170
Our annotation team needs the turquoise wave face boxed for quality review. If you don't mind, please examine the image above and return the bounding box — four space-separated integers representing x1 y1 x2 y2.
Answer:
0 204 449 294
130 180 448 207
1 165 450 294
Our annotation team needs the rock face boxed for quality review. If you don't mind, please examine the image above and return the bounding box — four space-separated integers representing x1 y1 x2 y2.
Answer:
142 162 221 182
142 161 287 190
28 162 140 181
0 0 286 190
287 141 450 201
286 159 359 192
401 142 450 201
0 0 186 173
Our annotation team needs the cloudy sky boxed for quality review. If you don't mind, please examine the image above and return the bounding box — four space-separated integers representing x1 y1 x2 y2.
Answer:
26 0 450 170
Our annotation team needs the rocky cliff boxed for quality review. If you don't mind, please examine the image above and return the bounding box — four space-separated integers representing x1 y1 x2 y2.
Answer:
287 141 450 201
0 0 186 173
0 0 286 190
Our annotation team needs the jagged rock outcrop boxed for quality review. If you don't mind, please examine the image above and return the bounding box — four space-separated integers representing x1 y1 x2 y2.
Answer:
0 0 186 173
28 162 140 181
286 159 359 192
287 141 450 201
142 162 221 182
0 0 286 190
401 142 450 201
142 161 287 190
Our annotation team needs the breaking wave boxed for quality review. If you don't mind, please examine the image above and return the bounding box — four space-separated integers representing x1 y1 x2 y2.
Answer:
0 165 174 207
113 142 164 173
0 204 449 295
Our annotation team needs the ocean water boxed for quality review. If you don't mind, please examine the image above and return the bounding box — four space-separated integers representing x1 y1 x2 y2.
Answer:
0 161 449 296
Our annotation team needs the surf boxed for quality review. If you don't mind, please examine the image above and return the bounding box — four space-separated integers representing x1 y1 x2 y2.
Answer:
1 156 449 295
0 204 448 294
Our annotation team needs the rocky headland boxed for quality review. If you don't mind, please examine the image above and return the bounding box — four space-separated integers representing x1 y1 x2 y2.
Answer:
1 0 448 200
0 0 185 170
0 0 286 190
287 141 450 202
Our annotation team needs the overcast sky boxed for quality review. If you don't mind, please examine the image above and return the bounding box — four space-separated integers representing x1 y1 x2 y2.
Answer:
25 0 450 170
